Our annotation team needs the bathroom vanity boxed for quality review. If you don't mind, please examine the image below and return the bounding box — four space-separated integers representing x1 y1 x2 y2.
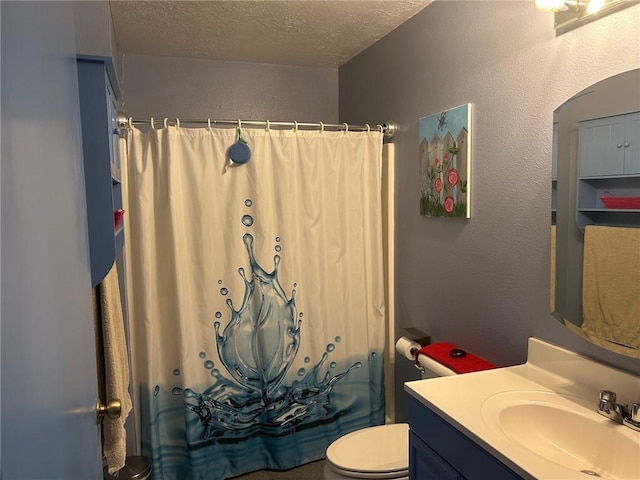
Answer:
405 338 640 480
408 396 522 480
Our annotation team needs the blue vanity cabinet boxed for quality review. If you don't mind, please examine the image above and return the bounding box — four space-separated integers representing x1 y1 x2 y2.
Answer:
409 431 464 480
576 112 640 230
408 396 524 480
77 57 123 286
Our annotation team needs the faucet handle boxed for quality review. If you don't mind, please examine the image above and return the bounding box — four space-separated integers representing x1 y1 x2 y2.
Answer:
623 403 640 431
599 390 616 402
599 390 616 413
630 403 640 422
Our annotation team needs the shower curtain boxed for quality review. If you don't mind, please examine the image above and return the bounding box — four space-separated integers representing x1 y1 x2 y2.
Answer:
123 126 386 479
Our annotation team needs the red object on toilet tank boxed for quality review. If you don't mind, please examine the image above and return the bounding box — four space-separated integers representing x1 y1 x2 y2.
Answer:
416 342 497 374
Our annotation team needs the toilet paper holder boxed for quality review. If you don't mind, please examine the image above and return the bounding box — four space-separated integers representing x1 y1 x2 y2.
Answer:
402 327 431 348
398 328 431 373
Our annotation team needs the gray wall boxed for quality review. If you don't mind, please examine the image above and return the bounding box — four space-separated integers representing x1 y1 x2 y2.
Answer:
120 54 339 122
339 1 640 420
73 1 121 80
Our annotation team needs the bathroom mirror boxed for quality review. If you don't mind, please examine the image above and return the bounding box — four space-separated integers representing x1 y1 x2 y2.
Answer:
551 68 640 359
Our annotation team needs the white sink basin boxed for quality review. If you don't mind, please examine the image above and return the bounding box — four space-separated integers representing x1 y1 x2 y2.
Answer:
481 390 640 480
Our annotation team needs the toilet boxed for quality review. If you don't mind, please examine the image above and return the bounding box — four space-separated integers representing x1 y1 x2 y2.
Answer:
323 342 495 480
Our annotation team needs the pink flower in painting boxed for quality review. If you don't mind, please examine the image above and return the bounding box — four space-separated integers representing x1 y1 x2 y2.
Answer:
447 168 459 187
444 196 455 214
434 158 439 166
434 177 443 193
444 153 449 161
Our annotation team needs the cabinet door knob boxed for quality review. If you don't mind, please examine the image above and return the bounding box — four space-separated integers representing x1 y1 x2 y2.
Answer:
624 142 630 148
617 143 623 148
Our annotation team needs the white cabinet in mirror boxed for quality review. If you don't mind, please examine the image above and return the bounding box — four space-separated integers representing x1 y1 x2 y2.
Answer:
551 68 640 359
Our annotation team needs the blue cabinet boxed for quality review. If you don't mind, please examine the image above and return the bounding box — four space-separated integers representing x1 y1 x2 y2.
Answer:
577 112 640 230
408 396 524 480
77 57 123 286
410 432 464 480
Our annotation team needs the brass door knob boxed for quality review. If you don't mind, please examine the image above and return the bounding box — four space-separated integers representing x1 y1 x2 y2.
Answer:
96 398 121 423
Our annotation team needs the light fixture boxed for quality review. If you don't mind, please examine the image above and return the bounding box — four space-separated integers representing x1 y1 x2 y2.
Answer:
535 0 570 11
535 0 608 12
536 0 636 34
586 0 606 13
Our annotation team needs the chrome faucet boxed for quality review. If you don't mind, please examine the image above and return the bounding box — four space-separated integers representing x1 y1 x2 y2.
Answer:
598 390 640 431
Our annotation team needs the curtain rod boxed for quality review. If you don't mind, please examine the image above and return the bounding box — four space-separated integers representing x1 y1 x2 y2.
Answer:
117 115 398 139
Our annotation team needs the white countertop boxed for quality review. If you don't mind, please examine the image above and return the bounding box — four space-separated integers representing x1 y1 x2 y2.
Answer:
404 338 640 480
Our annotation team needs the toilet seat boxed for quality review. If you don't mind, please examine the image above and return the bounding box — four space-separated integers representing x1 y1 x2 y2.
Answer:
325 423 409 479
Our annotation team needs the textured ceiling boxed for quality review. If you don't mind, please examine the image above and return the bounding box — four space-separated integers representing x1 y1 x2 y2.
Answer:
110 1 433 68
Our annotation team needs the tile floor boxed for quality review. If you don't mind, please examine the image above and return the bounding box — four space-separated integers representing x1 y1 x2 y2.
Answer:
230 460 326 480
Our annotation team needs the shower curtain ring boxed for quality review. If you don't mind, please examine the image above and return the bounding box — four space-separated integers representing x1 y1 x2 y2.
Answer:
343 123 349 133
207 118 212 131
294 121 298 133
175 118 180 128
377 124 383 133
319 122 324 133
163 118 168 129
365 123 371 134
128 117 133 129
238 119 242 129
266 120 270 132
150 117 156 130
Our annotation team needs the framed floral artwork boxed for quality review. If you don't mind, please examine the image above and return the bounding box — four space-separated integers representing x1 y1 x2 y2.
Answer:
419 104 471 218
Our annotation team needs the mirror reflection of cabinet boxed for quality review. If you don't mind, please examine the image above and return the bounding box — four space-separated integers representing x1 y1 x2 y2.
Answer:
577 111 640 230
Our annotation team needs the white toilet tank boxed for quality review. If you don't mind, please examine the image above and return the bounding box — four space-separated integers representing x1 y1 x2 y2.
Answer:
415 348 458 379
323 352 458 480
324 342 495 480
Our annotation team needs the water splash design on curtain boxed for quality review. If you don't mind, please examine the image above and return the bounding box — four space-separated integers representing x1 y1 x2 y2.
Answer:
171 203 362 448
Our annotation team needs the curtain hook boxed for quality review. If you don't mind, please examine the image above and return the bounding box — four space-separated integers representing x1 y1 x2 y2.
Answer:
128 117 133 129
319 122 324 133
207 118 212 131
343 123 349 133
175 118 180 128
163 117 168 129
150 117 156 130
266 119 270 132
365 123 371 134
293 121 298 133
377 124 383 133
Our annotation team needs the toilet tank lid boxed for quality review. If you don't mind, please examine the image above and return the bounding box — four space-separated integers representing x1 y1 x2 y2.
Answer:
326 423 408 474
416 342 497 375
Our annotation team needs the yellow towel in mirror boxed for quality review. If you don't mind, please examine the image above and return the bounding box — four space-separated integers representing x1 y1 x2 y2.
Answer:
582 226 640 350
